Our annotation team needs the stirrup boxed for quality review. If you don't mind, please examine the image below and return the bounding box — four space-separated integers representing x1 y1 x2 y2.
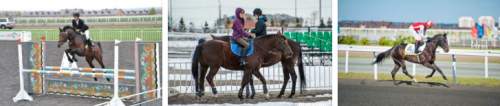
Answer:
416 55 421 63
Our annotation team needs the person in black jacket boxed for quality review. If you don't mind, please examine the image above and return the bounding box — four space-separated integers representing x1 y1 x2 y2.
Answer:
71 13 92 46
251 8 267 37
72 13 89 35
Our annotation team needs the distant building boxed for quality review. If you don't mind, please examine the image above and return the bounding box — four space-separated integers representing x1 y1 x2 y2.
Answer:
0 8 161 17
458 16 474 28
479 16 495 27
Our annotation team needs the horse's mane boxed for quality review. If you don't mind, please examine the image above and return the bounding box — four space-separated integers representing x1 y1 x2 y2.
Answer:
255 33 283 40
427 33 447 43
62 25 76 32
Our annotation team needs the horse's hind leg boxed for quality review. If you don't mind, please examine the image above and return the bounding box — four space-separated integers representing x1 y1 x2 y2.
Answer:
277 65 291 98
205 66 220 97
400 61 416 82
391 60 402 85
94 51 109 81
85 56 99 81
288 65 298 98
197 65 209 97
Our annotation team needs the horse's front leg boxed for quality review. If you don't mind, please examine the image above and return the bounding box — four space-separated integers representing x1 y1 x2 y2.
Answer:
64 49 73 63
252 69 270 99
238 69 253 100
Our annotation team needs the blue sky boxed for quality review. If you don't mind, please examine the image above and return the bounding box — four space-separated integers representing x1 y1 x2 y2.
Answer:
339 0 500 23
171 0 332 27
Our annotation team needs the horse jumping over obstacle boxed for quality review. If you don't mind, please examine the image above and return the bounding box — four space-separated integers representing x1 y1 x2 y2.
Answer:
13 37 160 105
58 26 106 81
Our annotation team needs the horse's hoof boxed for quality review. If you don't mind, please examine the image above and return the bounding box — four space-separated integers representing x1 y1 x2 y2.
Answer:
425 75 432 78
196 92 204 97
288 95 294 98
264 93 270 100
238 95 244 100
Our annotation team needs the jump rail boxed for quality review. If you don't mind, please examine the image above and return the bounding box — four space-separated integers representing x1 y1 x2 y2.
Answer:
13 36 160 106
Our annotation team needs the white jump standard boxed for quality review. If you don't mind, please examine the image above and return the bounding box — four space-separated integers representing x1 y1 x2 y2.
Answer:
13 40 126 106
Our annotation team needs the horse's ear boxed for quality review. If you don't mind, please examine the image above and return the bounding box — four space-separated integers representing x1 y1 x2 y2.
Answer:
443 33 447 37
59 27 63 32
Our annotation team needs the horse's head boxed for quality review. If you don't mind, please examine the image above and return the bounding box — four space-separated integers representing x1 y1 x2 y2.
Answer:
433 33 449 53
273 33 293 58
58 26 74 48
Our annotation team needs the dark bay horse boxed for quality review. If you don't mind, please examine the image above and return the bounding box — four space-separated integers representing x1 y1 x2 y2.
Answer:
373 33 450 84
211 34 306 98
58 26 106 81
191 34 294 99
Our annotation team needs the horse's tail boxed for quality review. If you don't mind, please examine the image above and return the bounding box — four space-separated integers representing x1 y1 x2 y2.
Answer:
372 47 394 64
297 45 306 94
96 42 102 51
191 38 205 92
86 39 93 47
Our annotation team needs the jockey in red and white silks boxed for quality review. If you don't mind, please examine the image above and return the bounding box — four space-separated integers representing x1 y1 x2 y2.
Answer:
409 21 433 53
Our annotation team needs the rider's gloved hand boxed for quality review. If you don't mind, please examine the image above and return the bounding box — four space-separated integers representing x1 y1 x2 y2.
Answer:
250 33 256 39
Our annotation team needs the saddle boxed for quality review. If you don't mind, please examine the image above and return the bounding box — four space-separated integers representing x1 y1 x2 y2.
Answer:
404 43 426 55
230 39 254 57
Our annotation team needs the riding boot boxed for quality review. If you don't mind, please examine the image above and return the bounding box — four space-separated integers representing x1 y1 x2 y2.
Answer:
240 49 247 67
414 41 421 54
82 32 92 47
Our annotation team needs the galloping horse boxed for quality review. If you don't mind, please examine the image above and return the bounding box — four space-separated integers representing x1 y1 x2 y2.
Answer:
191 34 294 99
373 33 450 84
58 26 106 81
211 34 306 98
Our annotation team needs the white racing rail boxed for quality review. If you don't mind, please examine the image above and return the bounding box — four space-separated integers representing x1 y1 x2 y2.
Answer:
339 44 500 81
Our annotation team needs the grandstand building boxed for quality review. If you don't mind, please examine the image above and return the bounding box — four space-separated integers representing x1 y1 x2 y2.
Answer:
0 8 161 17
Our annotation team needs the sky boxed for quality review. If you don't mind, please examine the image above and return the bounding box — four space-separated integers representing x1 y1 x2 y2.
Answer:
170 0 332 27
339 0 500 24
1 0 161 11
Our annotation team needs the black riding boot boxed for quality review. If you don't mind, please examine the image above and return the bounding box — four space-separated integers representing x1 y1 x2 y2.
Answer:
240 49 247 66
414 41 421 54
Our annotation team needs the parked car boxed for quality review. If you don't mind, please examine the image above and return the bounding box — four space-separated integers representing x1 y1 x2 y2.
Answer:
0 18 15 29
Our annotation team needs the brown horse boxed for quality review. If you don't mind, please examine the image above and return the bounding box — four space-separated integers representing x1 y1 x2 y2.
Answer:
373 33 450 84
211 34 306 98
191 34 294 99
58 26 106 81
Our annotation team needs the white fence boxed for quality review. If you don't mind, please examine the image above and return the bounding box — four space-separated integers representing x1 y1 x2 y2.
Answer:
168 62 332 94
339 44 500 80
14 15 162 25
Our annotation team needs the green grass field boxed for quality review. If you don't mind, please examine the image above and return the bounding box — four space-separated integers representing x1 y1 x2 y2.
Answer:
339 72 500 88
1 28 162 41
